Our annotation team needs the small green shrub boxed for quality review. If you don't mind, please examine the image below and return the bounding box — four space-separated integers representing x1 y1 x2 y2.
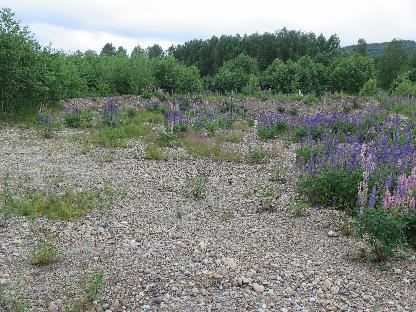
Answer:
29 238 57 265
269 165 288 183
359 79 378 96
296 168 362 213
175 207 183 219
144 144 165 160
185 178 207 199
224 133 241 143
287 201 308 217
257 123 288 140
70 271 104 312
247 148 269 164
180 135 242 162
125 107 137 118
64 114 82 128
357 209 410 261
254 186 279 212
292 127 308 142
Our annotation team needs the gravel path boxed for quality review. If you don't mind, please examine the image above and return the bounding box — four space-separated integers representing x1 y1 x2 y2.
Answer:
0 114 415 311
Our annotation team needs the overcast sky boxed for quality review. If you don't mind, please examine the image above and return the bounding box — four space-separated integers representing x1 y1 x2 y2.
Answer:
2 0 416 53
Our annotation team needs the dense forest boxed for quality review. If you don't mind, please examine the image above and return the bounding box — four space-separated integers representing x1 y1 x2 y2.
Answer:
344 40 416 57
1 7 416 117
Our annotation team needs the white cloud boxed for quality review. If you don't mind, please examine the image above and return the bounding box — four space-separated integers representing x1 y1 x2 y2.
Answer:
2 0 416 52
30 23 177 53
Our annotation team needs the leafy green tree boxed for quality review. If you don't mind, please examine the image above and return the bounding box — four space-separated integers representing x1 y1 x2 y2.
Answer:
262 59 299 94
151 56 202 93
116 46 127 56
100 43 116 56
378 39 409 89
353 38 368 56
214 54 259 92
328 55 376 94
146 44 164 58
131 44 144 57
129 53 155 94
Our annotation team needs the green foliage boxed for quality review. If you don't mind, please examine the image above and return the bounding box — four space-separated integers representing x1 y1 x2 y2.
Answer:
69 271 104 311
152 56 203 94
359 79 378 96
29 238 57 265
378 39 409 89
286 201 308 217
224 133 241 143
214 54 259 92
252 186 279 212
185 178 207 199
180 135 242 162
269 165 288 183
357 209 410 260
4 187 118 220
391 75 416 97
262 56 326 95
0 285 29 312
144 144 165 160
247 148 270 164
257 122 288 139
328 55 376 94
296 168 362 213
352 38 368 56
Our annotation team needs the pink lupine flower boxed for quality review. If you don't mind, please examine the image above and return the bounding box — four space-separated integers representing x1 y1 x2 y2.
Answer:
383 189 394 212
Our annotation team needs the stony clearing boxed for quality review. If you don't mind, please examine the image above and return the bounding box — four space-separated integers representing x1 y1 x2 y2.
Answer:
0 97 415 312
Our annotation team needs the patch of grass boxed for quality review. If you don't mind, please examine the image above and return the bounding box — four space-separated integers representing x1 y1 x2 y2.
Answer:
0 285 29 312
224 133 241 143
135 111 165 124
269 165 288 183
29 238 57 265
180 133 242 162
185 178 207 199
64 111 92 128
175 207 183 219
254 186 279 212
69 271 104 312
144 144 166 160
232 120 252 131
4 186 118 221
286 201 308 217
156 132 178 147
257 123 288 140
247 148 269 164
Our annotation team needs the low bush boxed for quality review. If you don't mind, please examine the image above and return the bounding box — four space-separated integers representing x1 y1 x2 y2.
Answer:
247 148 270 164
296 168 362 213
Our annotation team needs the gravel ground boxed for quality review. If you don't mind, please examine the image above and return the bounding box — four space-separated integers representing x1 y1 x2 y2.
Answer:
0 100 415 312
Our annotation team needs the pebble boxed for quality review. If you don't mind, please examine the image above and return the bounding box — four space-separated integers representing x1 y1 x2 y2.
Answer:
328 230 338 237
252 283 265 293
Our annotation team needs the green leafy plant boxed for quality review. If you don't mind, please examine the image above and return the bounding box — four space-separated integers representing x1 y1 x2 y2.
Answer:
29 237 57 265
357 209 409 261
247 148 269 164
185 178 207 199
144 144 165 160
296 168 362 213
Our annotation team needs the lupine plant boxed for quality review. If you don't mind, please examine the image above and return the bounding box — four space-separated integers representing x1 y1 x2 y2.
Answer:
102 98 118 127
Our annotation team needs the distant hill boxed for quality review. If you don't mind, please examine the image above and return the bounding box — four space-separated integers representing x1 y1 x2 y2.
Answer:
343 40 416 57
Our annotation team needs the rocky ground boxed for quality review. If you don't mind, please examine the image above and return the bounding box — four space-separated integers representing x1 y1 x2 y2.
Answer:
0 98 415 312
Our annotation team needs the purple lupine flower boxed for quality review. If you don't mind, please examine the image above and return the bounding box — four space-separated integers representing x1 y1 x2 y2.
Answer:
369 187 377 209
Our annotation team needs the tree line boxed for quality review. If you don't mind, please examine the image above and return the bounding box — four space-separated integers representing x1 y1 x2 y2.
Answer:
1 7 416 115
